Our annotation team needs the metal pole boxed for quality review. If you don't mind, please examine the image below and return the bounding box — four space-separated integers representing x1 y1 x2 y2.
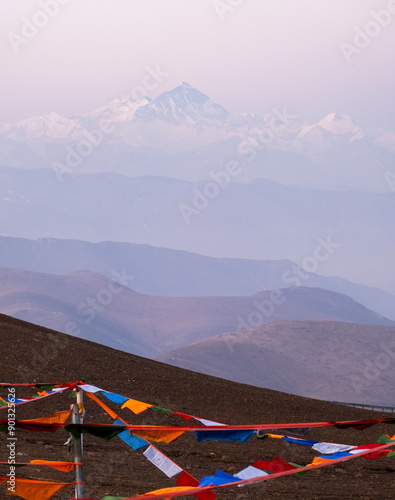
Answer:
72 388 85 498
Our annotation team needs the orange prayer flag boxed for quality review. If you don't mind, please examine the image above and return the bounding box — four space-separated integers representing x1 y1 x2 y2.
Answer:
121 398 153 415
132 426 185 444
29 460 77 473
307 456 332 466
23 410 72 425
142 485 196 498
86 392 120 421
5 478 73 500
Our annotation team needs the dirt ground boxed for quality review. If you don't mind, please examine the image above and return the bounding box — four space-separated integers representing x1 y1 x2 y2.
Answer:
0 313 394 499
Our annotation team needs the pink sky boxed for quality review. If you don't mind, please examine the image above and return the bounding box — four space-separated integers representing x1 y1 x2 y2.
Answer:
1 0 394 129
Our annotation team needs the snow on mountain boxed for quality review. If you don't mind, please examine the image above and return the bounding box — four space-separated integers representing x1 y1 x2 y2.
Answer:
82 96 150 124
0 87 384 151
3 112 86 141
290 112 367 161
133 81 229 125
1 84 395 191
298 113 364 140
231 113 267 129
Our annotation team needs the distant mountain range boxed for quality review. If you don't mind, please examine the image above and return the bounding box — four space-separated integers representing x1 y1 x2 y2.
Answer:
1 235 395 321
1 83 394 410
158 320 395 406
1 166 394 294
1 82 394 191
0 267 392 359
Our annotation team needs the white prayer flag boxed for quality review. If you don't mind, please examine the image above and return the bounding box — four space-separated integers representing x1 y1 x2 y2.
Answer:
77 384 103 393
143 446 182 478
194 417 225 426
235 465 269 480
312 442 355 455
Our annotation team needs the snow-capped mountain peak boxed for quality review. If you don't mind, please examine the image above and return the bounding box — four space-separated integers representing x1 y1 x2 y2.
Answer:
133 82 229 125
83 96 150 123
298 112 364 139
5 112 84 141
316 112 361 135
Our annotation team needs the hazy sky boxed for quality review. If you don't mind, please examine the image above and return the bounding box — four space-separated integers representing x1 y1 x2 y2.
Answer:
1 0 394 129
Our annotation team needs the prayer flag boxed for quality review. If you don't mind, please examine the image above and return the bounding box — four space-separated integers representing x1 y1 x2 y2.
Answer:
113 419 147 451
195 429 254 443
29 460 76 472
235 465 268 480
121 399 153 415
101 392 129 405
3 478 73 500
176 471 218 500
132 427 185 444
143 446 182 478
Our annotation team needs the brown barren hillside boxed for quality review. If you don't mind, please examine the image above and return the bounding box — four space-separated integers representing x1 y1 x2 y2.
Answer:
0 267 393 359
158 320 395 406
0 313 394 499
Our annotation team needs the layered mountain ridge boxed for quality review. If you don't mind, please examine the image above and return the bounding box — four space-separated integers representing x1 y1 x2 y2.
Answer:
1 82 394 192
0 266 393 359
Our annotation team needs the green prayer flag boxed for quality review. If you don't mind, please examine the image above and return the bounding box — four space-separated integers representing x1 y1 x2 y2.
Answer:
65 424 126 441
289 462 308 477
101 497 128 500
150 405 171 414
257 433 268 440
376 435 395 444
35 384 55 390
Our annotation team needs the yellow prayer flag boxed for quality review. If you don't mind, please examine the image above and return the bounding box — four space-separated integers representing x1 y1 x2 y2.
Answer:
121 398 153 414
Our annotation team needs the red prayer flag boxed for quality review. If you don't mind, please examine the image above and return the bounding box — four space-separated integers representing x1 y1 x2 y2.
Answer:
254 456 297 473
176 471 218 500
